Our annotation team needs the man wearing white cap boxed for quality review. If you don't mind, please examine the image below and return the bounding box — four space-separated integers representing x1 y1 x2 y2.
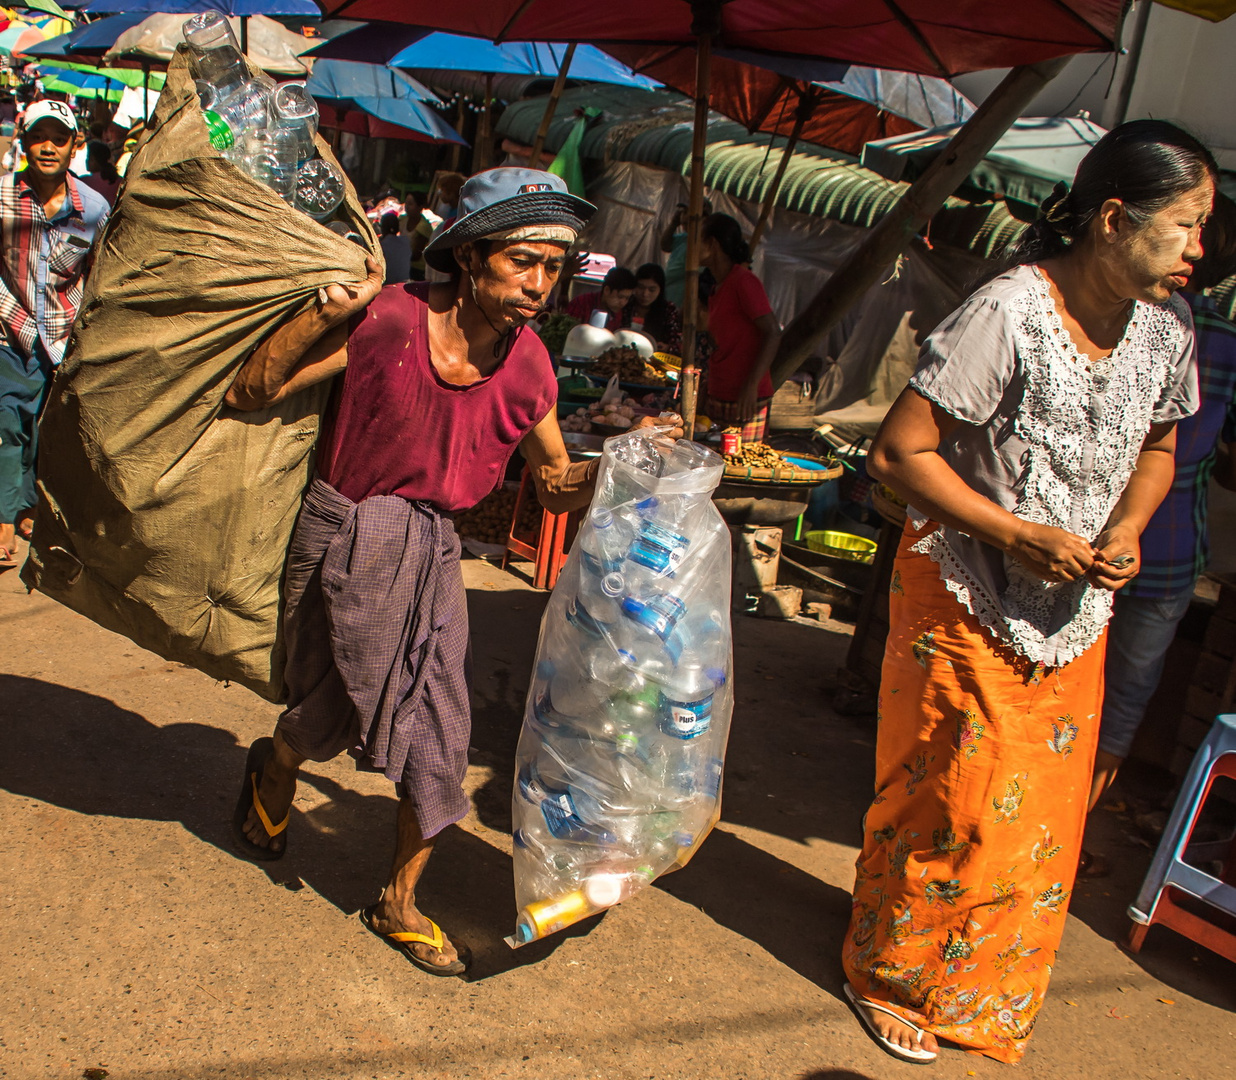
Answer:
0 100 109 570
224 168 680 976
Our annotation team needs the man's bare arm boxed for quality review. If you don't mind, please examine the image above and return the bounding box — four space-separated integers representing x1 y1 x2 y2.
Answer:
224 255 383 411
519 409 685 516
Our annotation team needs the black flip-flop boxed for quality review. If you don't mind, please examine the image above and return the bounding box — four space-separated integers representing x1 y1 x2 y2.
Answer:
360 905 471 978
231 737 289 862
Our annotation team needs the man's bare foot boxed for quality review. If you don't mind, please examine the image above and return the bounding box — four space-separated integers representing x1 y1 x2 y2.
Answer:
366 897 464 971
241 745 298 853
15 509 33 541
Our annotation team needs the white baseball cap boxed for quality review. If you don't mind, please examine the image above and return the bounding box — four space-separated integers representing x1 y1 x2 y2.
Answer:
23 100 78 134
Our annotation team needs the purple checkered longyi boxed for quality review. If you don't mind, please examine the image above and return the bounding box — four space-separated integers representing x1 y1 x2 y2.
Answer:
275 477 472 839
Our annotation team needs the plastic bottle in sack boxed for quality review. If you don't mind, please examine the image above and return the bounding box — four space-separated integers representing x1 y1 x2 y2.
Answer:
296 158 346 221
517 756 619 845
620 592 686 644
579 507 631 577
610 810 695 865
271 81 319 165
659 660 724 741
239 126 299 202
564 571 626 642
183 11 247 95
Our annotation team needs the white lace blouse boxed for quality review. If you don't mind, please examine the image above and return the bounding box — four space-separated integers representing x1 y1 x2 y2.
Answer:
907 263 1198 667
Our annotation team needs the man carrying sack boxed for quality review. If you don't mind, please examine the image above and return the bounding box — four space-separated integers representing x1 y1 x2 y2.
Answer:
0 101 108 569
226 167 681 976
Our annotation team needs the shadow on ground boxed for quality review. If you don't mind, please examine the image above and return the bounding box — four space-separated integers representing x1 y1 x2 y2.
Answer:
0 673 588 979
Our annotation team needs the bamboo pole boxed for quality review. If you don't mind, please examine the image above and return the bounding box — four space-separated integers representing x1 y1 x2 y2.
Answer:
679 6 718 441
750 100 809 248
769 57 1069 389
528 41 576 167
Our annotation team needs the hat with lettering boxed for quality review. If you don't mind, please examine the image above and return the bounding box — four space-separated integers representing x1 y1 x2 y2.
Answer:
424 167 594 273
22 100 78 134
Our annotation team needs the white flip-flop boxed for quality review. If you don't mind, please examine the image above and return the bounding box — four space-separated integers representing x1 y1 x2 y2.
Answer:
844 982 938 1065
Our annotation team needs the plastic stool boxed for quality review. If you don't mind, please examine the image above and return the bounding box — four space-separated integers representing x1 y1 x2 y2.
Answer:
502 469 580 591
1128 713 1236 962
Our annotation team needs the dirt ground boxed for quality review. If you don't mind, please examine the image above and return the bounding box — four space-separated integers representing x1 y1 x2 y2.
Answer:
1 545 1233 1080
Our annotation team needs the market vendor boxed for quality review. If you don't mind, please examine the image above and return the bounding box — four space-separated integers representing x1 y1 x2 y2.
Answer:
561 264 636 330
699 213 782 443
224 167 680 977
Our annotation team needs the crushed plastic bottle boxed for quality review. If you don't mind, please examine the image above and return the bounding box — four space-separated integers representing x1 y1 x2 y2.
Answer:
295 158 346 222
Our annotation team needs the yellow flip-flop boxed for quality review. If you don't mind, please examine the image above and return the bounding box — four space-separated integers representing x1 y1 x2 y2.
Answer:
231 737 289 862
361 906 471 978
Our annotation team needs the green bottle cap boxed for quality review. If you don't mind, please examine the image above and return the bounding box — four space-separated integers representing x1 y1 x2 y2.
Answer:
202 109 234 150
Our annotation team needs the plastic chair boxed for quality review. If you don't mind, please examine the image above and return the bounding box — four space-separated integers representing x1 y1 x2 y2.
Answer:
1128 713 1236 962
502 468 580 591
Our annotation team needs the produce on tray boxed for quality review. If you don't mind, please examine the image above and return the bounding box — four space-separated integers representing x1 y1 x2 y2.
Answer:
561 392 668 433
537 312 581 357
454 486 542 546
590 346 674 386
720 430 785 468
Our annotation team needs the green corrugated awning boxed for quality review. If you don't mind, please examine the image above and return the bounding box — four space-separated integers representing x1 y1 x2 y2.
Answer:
698 139 1024 260
496 85 1025 261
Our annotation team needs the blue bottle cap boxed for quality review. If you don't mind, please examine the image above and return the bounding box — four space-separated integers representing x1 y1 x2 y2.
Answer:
515 920 535 944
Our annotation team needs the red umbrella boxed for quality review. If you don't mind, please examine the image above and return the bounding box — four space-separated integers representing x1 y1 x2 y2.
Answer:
317 0 1126 431
316 2 1123 78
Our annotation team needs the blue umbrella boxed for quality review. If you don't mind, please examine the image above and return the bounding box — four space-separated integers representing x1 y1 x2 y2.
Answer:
80 0 321 14
309 24 657 89
21 12 149 61
307 58 467 145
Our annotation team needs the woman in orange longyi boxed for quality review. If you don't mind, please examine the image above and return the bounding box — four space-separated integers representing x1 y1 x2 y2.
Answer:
843 121 1217 1065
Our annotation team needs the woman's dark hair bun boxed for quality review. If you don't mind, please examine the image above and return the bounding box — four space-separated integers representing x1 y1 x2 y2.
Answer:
1004 119 1218 267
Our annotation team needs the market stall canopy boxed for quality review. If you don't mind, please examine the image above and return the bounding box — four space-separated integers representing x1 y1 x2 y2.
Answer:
22 12 149 61
10 0 71 17
103 12 313 75
606 43 972 157
310 22 657 89
37 58 167 89
0 20 47 55
497 84 1026 260
315 1 1125 78
307 58 467 144
862 115 1106 216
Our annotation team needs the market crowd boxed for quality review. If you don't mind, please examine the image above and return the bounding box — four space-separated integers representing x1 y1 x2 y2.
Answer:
0 86 1233 1070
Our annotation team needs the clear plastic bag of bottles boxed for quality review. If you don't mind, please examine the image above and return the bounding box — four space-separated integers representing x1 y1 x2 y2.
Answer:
183 10 345 222
508 428 732 947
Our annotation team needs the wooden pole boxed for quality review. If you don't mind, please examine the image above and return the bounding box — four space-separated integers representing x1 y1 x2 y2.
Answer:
679 9 716 441
529 41 576 167
750 102 809 249
769 57 1069 389
473 72 494 173
450 97 465 172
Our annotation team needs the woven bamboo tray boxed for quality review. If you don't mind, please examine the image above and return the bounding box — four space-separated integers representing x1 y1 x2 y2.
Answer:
720 452 843 485
871 483 908 526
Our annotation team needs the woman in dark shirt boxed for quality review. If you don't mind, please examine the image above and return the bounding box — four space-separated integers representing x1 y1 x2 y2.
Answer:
625 263 682 354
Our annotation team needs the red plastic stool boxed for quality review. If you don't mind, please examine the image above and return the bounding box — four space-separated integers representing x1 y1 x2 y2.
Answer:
502 468 580 591
1128 714 1236 963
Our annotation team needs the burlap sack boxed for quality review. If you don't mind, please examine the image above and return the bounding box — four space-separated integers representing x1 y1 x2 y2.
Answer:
22 50 381 702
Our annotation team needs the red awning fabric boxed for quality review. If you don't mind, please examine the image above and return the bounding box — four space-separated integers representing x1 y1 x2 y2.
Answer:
605 45 921 157
317 101 443 142
316 1 1125 78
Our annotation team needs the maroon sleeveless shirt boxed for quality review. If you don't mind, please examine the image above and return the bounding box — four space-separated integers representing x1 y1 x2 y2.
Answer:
317 282 557 512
